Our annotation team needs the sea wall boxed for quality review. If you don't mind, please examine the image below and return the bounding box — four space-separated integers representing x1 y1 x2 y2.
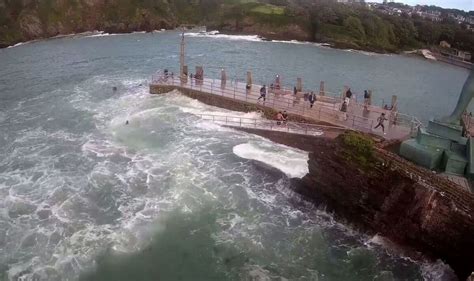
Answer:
150 84 334 125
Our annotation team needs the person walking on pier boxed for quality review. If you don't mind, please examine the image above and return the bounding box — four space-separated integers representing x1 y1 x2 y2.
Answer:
374 113 388 134
346 88 353 99
340 100 348 121
309 91 316 108
258 85 267 102
363 90 370 110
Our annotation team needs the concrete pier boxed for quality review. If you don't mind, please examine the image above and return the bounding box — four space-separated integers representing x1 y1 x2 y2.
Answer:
150 72 421 140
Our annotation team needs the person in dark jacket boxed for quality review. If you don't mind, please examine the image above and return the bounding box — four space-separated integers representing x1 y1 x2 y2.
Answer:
346 88 353 99
258 85 267 102
309 91 316 108
374 113 388 134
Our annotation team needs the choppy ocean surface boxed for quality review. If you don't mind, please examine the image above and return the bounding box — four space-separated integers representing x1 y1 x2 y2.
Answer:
0 31 465 280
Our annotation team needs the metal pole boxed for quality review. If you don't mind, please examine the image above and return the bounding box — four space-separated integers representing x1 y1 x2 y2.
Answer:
180 30 185 80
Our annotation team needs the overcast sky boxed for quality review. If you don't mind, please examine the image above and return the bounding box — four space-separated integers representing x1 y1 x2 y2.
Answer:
372 0 473 11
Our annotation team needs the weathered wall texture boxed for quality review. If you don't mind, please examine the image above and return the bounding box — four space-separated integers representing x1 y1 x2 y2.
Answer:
266 132 474 280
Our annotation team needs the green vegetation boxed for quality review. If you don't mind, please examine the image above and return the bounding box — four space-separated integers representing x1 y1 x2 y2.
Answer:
251 4 285 15
339 131 376 170
300 0 474 55
0 0 472 57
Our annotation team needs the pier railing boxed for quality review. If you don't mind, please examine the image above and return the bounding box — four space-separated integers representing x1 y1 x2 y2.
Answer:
152 71 422 139
197 113 347 136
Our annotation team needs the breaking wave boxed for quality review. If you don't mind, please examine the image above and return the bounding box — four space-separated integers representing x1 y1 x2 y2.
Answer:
185 31 264 42
232 142 309 178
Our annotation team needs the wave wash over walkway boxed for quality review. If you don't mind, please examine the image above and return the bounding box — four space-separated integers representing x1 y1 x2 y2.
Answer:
150 72 421 140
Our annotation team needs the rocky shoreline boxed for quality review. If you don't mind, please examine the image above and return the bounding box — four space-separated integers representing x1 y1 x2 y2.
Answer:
151 80 474 280
1 28 396 56
236 128 474 281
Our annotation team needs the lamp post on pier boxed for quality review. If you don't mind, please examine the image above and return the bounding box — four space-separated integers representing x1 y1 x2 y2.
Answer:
180 29 186 82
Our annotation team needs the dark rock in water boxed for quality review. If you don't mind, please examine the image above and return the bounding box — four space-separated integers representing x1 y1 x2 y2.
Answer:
37 208 52 220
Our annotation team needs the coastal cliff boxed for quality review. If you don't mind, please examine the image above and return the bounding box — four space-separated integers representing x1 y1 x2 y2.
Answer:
0 0 176 48
239 129 474 280
2 0 473 57
302 133 474 280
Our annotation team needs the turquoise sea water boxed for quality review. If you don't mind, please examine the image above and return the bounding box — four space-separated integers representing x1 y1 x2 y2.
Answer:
0 31 466 280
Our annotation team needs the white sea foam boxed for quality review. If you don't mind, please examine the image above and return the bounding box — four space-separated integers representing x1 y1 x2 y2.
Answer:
185 31 264 42
163 92 264 120
271 40 313 45
83 31 126 38
343 49 390 57
7 42 29 48
232 142 309 178
1 71 430 280
421 260 457 281
84 32 120 38
270 40 332 50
